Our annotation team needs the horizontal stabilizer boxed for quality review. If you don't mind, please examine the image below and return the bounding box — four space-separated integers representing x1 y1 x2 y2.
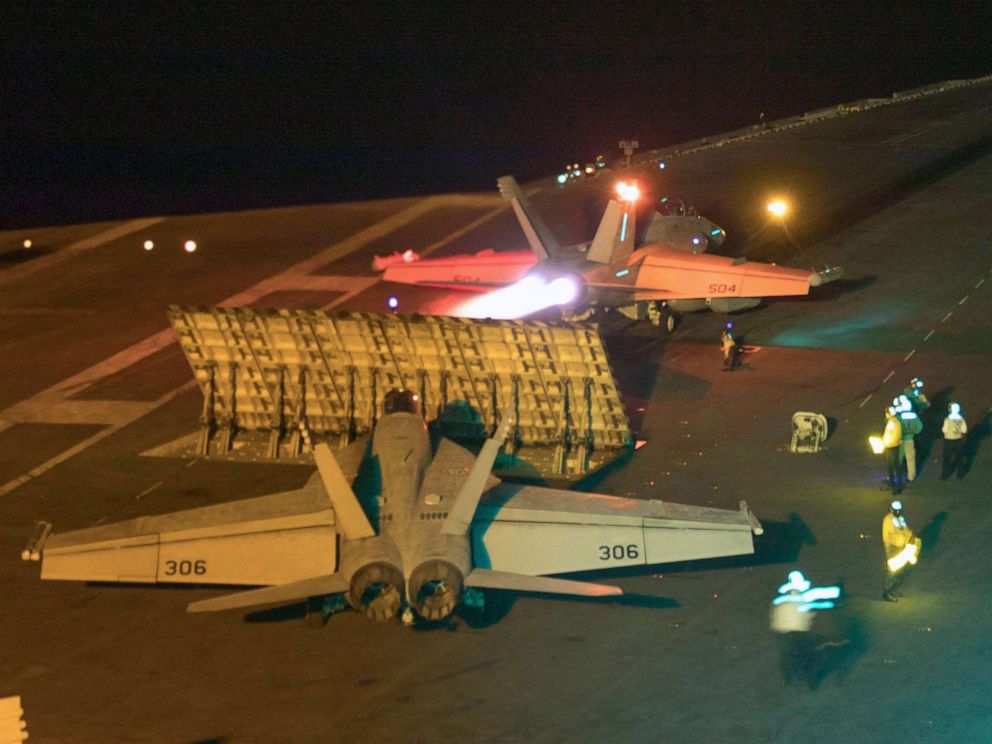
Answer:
187 573 348 613
464 568 622 597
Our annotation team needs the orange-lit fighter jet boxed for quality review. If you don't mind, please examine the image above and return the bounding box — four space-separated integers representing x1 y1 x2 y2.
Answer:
380 176 842 331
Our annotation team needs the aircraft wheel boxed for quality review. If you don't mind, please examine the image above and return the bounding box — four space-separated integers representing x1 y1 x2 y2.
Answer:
664 309 678 334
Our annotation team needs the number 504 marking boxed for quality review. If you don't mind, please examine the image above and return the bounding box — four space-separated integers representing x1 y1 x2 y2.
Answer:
164 559 207 576
598 544 639 560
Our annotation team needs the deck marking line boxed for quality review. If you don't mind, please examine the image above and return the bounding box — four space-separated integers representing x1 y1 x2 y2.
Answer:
137 481 163 499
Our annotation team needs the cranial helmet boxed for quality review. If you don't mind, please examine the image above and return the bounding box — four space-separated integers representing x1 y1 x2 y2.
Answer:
910 377 924 390
890 500 903 516
725 322 734 330
949 402 961 415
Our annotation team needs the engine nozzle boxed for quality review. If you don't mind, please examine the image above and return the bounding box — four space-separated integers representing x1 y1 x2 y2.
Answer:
409 560 464 621
347 562 404 622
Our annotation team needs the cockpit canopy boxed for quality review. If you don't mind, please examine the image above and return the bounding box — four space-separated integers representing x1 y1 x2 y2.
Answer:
383 389 421 415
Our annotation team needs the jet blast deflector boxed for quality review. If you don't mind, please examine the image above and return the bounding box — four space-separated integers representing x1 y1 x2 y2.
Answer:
168 306 630 481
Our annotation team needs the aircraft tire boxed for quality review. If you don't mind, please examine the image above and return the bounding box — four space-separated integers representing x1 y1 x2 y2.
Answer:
664 309 678 334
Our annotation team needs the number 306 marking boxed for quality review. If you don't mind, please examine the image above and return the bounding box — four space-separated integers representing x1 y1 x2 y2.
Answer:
598 544 639 560
164 559 207 576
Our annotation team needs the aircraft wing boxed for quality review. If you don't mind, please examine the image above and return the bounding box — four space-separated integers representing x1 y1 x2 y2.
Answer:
28 477 337 587
471 484 761 576
622 248 842 301
381 249 539 291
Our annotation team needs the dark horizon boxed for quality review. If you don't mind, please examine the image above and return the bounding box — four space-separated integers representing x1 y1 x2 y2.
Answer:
2 4 990 229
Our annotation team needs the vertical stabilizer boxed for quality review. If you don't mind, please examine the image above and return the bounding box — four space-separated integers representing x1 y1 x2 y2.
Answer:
314 443 375 540
442 411 515 536
587 198 636 264
497 176 559 260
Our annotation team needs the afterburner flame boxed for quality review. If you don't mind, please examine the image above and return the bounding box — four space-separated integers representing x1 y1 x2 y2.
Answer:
616 181 640 202
452 275 579 319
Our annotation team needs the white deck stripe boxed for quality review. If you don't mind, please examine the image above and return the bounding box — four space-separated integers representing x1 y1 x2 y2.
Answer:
0 195 505 496
137 481 164 499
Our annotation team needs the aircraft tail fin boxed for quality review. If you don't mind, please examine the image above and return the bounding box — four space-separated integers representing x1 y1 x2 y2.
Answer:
187 573 349 613
497 176 559 260
314 443 375 540
442 409 515 536
587 197 636 264
464 569 622 597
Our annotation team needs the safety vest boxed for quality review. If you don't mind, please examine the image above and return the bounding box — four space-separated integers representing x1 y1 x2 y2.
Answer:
882 416 902 449
943 414 968 440
882 513 912 561
769 598 815 633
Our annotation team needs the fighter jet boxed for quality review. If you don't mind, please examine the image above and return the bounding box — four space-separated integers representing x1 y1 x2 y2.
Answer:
380 176 842 332
23 389 762 625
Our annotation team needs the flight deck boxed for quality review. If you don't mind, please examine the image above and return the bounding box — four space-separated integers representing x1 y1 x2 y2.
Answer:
1 78 991 742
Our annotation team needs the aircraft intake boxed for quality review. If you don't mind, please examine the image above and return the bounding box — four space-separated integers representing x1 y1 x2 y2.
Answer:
408 560 464 621
347 561 405 622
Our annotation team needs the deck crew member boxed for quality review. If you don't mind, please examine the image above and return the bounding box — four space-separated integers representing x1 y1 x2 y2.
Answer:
941 402 968 479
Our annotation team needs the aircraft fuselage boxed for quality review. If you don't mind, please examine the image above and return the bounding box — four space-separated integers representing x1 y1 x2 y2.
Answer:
340 412 470 622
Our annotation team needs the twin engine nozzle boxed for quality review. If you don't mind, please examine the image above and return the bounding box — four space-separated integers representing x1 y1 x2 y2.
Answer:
346 560 464 623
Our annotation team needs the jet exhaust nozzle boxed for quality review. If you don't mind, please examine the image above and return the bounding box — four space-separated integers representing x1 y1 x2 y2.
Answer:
348 562 405 622
409 560 464 621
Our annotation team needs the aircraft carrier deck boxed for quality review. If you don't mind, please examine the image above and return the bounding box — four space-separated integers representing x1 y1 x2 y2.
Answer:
1 77 991 742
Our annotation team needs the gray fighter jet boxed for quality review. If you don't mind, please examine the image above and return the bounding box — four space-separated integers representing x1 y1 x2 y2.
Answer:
381 176 841 332
23 389 762 624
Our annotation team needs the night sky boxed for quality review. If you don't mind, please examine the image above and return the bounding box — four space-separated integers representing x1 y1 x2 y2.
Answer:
2 3 990 228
